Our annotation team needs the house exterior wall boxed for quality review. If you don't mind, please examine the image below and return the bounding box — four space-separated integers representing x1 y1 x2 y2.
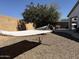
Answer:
69 4 79 17
68 17 77 30
68 19 71 30
68 4 79 30
77 18 79 28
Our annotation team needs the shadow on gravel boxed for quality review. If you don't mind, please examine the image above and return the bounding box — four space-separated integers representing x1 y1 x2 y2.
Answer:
0 40 41 59
53 30 79 42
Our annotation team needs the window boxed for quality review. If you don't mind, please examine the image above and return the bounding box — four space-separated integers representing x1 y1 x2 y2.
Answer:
74 25 77 28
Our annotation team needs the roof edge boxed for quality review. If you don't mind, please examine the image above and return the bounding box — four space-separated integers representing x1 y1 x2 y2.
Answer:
67 0 79 17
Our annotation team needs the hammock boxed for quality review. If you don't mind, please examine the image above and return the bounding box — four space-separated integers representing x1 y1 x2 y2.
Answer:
0 30 52 36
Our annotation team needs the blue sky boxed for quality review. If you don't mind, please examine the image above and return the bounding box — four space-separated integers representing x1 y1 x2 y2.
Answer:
0 0 77 19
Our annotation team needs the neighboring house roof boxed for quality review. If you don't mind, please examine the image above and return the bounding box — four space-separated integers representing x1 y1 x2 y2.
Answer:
56 22 68 28
67 0 79 17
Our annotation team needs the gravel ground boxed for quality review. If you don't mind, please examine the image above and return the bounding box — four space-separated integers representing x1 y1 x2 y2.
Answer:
0 33 79 59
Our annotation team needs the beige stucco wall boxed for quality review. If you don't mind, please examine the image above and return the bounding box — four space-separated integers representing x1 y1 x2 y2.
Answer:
25 23 35 30
0 16 35 31
0 16 18 31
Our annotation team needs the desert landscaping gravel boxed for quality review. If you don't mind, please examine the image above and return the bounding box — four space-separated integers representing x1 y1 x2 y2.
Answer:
0 33 79 59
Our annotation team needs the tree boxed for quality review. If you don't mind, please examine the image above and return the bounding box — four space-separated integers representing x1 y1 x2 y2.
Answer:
22 2 60 28
17 20 26 31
